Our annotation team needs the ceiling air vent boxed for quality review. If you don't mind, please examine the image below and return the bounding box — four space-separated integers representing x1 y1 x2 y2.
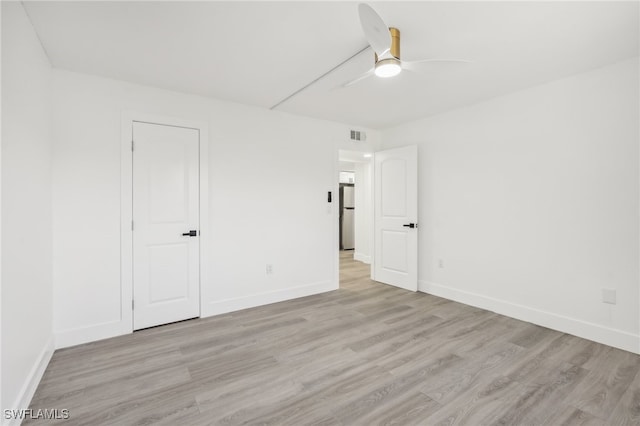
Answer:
350 130 366 141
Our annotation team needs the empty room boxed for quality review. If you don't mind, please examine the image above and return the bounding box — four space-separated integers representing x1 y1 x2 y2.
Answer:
2 1 639 425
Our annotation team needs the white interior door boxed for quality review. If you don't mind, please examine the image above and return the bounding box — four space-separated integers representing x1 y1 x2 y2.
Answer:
133 121 200 330
373 145 418 291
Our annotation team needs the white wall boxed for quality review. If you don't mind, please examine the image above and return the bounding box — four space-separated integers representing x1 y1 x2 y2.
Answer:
51 70 380 347
1 1 54 417
339 161 355 172
382 58 639 353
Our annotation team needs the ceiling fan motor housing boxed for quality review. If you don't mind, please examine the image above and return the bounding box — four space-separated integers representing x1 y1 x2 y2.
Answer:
389 27 400 59
375 27 401 62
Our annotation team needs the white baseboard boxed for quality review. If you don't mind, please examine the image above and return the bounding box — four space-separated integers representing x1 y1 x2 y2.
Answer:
419 280 640 354
4 336 55 426
55 320 129 349
55 281 339 348
353 252 371 264
202 280 337 317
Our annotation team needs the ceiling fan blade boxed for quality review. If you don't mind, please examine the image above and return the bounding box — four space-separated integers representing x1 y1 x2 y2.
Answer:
358 3 391 56
342 68 375 88
403 59 472 73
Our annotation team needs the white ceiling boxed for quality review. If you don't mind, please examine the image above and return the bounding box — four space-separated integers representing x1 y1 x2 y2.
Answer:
23 1 639 129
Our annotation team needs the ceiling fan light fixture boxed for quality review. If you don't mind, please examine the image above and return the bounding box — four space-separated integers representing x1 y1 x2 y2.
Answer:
374 58 402 78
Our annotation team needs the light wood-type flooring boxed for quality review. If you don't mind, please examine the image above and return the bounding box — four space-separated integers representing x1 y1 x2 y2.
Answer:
27 251 640 425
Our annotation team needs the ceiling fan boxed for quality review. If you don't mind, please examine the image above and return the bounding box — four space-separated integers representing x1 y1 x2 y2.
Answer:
344 3 470 87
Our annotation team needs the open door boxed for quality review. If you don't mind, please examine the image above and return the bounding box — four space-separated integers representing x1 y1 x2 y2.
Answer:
373 145 418 291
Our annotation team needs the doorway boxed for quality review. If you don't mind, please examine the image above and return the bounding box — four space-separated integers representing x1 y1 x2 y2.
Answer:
336 146 418 292
338 150 373 287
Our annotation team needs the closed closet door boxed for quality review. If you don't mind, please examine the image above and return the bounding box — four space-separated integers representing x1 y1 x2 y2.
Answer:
132 121 200 330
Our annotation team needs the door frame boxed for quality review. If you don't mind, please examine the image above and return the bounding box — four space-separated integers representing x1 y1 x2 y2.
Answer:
120 111 209 332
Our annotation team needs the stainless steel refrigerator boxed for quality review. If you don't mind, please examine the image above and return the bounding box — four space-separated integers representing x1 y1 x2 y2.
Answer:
340 184 355 250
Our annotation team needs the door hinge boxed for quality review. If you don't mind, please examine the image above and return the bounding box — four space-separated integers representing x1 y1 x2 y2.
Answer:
131 140 134 151
131 220 134 231
132 300 135 310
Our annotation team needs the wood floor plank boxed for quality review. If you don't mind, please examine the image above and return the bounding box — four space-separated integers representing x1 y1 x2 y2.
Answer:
423 375 521 426
509 322 564 349
25 251 640 425
420 343 524 405
545 405 606 426
565 346 640 420
332 354 461 425
372 392 441 426
608 368 640 425
226 365 394 425
491 362 590 425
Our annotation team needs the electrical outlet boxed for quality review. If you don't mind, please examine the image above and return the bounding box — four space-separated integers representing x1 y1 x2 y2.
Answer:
602 288 616 305
266 264 273 275
438 259 444 269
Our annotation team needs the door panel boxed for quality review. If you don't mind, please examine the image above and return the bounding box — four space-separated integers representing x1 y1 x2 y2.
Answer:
148 243 189 303
381 230 408 272
381 159 407 217
133 121 200 330
374 145 418 291
148 139 188 223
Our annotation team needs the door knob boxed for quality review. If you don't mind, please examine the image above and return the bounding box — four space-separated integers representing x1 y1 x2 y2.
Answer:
402 223 417 228
182 230 198 237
